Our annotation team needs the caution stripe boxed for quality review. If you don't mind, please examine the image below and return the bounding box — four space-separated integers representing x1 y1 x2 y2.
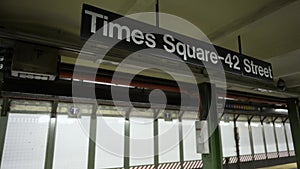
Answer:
130 165 155 169
267 152 278 159
240 155 253 162
279 151 289 157
254 153 266 160
290 150 295 156
229 157 238 164
158 162 181 169
183 160 203 169
130 162 181 169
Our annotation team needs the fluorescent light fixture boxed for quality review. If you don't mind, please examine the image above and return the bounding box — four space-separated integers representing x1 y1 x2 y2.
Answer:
60 77 72 81
73 78 81 82
62 78 133 88
217 96 236 101
82 80 134 88
254 88 273 93
67 78 134 88
275 108 288 113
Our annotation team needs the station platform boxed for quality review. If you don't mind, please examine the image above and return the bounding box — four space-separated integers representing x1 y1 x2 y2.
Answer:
257 163 297 169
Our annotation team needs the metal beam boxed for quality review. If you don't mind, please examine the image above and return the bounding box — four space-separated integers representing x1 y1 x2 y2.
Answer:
283 121 290 156
124 109 131 169
283 117 289 123
233 118 241 169
261 116 267 122
44 101 58 169
234 114 240 121
156 0 159 28
248 119 255 161
287 98 300 167
154 109 159 169
272 121 280 157
261 120 268 159
178 115 184 169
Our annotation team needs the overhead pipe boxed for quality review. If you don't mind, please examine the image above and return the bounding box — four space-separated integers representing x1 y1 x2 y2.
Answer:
60 70 287 106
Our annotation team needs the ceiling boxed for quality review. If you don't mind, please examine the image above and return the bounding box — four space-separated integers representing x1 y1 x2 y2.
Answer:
0 0 300 97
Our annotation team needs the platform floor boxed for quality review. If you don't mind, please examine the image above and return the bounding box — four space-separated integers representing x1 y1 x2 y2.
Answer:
257 163 297 169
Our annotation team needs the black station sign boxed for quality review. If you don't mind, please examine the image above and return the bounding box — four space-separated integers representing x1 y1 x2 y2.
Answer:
80 4 273 82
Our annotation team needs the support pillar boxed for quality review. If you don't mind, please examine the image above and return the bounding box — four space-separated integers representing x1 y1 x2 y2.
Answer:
260 117 268 159
87 104 97 169
282 120 290 156
233 115 240 169
272 120 280 157
0 98 9 167
199 83 223 169
154 109 159 169
178 113 184 169
287 98 300 167
44 101 58 169
124 109 131 169
247 117 255 161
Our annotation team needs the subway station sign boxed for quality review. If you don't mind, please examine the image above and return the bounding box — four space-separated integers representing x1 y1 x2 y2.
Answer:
80 4 273 82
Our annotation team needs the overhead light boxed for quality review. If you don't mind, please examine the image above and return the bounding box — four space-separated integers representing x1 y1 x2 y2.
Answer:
82 80 134 88
275 108 288 113
217 96 237 101
253 88 273 93
73 78 81 82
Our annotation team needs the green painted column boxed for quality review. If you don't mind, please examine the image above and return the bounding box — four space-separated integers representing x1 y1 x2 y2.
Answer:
287 98 300 167
0 98 9 167
87 104 97 169
0 116 8 167
199 83 223 169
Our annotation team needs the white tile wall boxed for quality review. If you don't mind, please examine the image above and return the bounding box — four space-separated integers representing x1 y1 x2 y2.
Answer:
1 113 49 169
182 119 201 161
53 115 90 169
130 117 154 166
95 116 124 169
158 119 180 163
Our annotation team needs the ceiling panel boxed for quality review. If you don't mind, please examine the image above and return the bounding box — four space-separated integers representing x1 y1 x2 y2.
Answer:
217 1 300 60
